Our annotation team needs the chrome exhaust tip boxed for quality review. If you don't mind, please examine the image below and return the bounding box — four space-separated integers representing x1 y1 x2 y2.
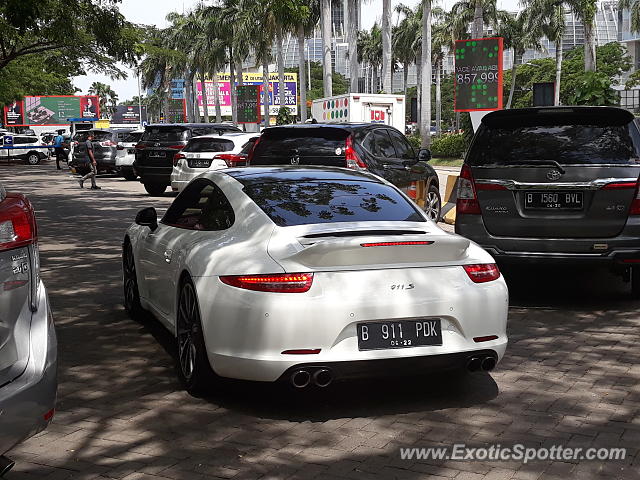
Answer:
481 356 497 372
313 368 333 388
290 369 311 388
466 357 482 373
0 456 15 477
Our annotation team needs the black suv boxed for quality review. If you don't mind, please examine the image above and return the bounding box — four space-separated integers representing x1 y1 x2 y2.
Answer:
248 124 441 220
455 106 640 295
135 123 241 196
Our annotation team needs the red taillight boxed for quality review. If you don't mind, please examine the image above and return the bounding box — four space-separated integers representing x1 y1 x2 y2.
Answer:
173 153 186 167
281 349 321 355
361 241 434 247
135 143 146 150
345 135 367 169
463 263 500 283
602 182 636 190
246 137 261 165
475 183 507 191
0 194 37 251
219 273 313 293
628 181 640 215
167 144 185 150
473 335 499 343
215 153 244 167
456 164 481 215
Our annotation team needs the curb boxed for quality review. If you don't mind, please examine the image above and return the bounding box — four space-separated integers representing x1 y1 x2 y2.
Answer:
441 174 458 225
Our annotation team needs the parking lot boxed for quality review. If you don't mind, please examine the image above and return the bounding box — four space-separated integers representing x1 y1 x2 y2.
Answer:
3 163 640 480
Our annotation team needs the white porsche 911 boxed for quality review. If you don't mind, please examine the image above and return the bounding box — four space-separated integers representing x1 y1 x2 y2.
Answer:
122 166 508 393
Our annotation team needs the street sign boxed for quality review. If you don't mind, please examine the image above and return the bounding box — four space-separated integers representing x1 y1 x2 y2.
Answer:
454 37 503 112
237 85 261 124
3 135 13 146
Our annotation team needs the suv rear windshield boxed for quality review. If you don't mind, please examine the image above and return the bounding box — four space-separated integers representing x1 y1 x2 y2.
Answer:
469 124 640 166
91 131 114 142
243 180 425 227
123 132 143 143
251 128 349 164
183 138 235 153
141 127 188 143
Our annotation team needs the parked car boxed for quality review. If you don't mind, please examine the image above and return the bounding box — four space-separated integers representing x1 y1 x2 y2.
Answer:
122 166 508 393
134 123 241 196
116 129 144 180
0 135 47 165
455 106 640 295
70 129 122 174
248 124 442 221
170 133 259 192
0 183 57 475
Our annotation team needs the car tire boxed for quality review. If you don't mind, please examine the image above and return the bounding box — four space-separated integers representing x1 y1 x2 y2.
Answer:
144 183 167 196
176 277 217 394
123 241 145 321
123 169 137 181
423 183 442 222
631 267 640 298
25 152 40 165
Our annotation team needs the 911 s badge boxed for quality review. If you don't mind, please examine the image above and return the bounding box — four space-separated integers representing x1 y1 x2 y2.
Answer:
391 284 414 290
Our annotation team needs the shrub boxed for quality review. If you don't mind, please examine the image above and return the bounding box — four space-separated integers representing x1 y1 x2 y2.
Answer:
429 133 467 158
407 133 421 150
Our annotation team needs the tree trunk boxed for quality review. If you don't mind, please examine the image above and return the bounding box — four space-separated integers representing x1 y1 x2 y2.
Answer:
192 76 200 121
262 60 271 127
506 52 518 109
348 0 359 93
237 51 244 85
212 71 222 123
381 0 392 93
298 24 308 122
584 18 596 72
277 24 287 113
230 47 238 126
416 50 422 125
420 0 432 148
200 71 209 123
435 59 441 135
473 1 483 38
554 38 563 105
372 65 378 94
403 63 408 96
321 0 333 97
185 71 194 123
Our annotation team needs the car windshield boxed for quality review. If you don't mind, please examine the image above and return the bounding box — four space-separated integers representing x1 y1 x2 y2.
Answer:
92 131 113 141
243 180 425 227
252 128 349 163
123 132 143 143
469 124 640 166
141 127 187 142
183 138 235 153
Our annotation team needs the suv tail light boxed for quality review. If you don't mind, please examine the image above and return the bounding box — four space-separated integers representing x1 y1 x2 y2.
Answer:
215 153 245 167
167 144 185 150
0 193 37 251
173 153 186 167
345 135 367 169
456 163 481 215
246 137 261 165
627 180 640 215
220 273 313 293
463 264 500 283
135 143 146 150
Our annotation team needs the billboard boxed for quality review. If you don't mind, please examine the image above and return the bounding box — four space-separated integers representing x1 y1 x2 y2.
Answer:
236 85 261 124
196 72 298 117
4 95 100 126
454 37 503 112
111 105 148 125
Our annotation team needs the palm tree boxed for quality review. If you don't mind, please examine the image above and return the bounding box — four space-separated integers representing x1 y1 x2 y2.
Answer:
358 24 382 93
498 10 543 109
347 0 360 92
321 0 332 97
620 0 640 33
420 0 432 148
393 3 419 96
381 0 392 93
450 0 501 38
297 0 320 121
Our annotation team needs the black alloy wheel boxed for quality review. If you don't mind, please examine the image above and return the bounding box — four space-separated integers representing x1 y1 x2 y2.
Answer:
123 242 144 320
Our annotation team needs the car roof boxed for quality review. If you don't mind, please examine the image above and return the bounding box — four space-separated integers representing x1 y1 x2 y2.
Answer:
218 166 385 186
264 123 379 132
482 106 634 128
144 123 240 129
189 132 258 140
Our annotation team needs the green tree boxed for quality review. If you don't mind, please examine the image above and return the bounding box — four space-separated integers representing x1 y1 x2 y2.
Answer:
88 81 118 118
450 0 502 38
358 24 383 93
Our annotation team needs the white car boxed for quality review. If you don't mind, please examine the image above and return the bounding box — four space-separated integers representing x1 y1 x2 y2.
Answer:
170 133 258 192
115 129 144 180
122 167 508 393
0 135 47 165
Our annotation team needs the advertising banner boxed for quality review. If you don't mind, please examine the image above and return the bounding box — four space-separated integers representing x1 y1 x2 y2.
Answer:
3 96 100 126
454 37 503 112
196 72 298 117
111 105 148 125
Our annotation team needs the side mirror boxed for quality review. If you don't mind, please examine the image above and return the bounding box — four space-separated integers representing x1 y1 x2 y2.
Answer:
418 148 431 162
135 207 158 231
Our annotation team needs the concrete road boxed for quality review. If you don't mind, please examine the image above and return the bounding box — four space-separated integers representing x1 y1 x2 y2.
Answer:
2 164 639 480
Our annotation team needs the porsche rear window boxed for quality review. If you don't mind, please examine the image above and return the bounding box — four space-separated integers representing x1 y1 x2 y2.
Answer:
243 180 425 226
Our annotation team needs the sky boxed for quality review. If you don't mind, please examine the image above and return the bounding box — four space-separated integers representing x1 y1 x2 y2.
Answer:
73 0 521 101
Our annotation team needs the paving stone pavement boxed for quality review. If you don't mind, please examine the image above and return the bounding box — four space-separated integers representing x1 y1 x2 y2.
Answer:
1 163 639 480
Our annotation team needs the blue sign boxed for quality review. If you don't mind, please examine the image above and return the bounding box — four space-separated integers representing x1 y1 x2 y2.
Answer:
3 135 13 146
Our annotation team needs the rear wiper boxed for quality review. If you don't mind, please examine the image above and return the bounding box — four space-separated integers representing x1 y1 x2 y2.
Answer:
509 159 565 174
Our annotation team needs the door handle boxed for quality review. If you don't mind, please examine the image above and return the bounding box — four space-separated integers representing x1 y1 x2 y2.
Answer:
164 249 173 263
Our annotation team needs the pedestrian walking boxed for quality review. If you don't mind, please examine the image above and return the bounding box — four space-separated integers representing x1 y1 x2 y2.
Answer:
53 130 66 170
78 133 101 190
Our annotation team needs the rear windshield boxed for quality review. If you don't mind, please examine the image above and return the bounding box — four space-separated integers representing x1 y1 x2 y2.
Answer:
183 138 235 153
141 127 188 142
243 180 425 227
469 124 640 166
252 129 349 164
239 138 257 155
123 132 143 143
92 131 113 141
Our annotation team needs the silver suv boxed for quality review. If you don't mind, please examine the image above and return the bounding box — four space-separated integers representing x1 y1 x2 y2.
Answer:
455 106 640 295
0 183 57 475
